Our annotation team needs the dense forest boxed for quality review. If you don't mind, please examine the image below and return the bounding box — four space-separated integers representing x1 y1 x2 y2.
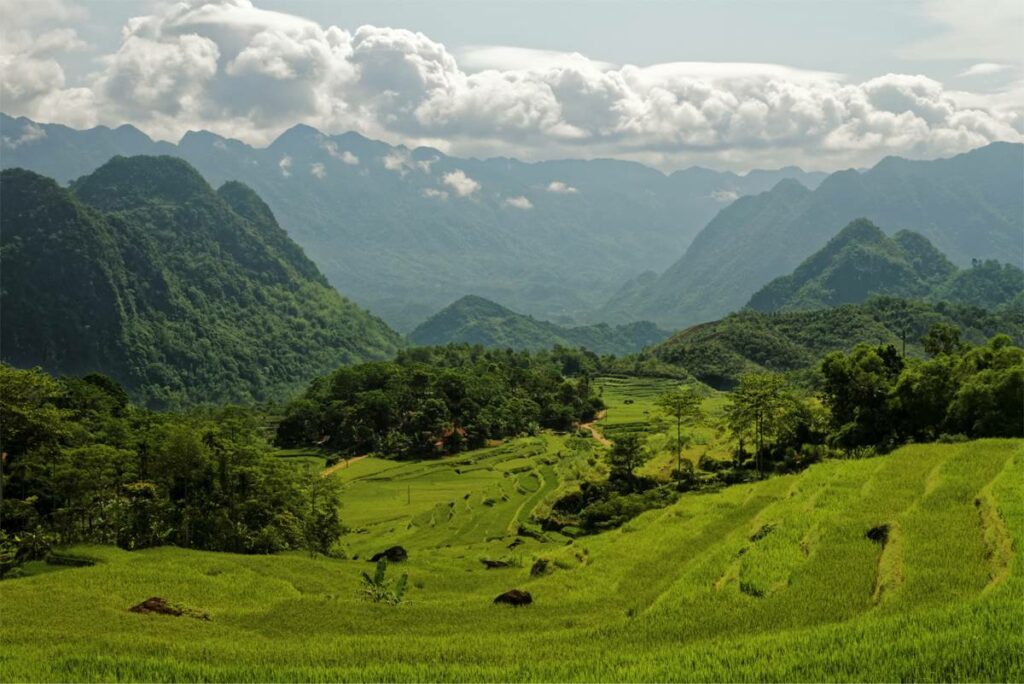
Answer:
0 158 401 408
0 365 344 577
276 345 605 458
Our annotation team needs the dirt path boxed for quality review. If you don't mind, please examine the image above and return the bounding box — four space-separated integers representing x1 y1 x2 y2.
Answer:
320 454 370 478
579 411 611 447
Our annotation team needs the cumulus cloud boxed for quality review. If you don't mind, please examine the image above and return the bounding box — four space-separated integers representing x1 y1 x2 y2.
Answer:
503 195 533 210
421 187 448 200
2 0 1021 170
278 155 292 176
546 181 578 194
442 170 480 197
310 161 326 178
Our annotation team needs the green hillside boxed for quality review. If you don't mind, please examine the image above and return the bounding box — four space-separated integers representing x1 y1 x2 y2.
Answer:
2 434 1020 681
646 297 1023 388
604 142 1024 328
0 158 401 407
747 219 1022 312
410 295 669 355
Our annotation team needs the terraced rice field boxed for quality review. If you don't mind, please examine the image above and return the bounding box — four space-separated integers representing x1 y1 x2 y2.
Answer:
1 430 1021 681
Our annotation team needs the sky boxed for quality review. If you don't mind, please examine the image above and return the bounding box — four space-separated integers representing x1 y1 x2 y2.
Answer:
2 0 1022 171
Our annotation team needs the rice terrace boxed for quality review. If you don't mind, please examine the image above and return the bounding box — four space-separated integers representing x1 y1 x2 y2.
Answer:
2 378 1022 681
2 0 1023 681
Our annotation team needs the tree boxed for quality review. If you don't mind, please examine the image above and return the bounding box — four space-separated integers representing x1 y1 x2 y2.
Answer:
922 322 967 357
655 386 702 481
607 434 652 490
723 373 793 477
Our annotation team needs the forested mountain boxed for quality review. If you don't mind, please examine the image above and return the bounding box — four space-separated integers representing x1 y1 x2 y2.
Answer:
0 113 824 330
602 142 1024 328
409 295 668 355
746 219 1024 312
0 157 401 407
642 297 1023 389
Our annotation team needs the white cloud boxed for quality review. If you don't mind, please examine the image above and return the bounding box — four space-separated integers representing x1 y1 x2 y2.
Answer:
310 161 326 178
278 155 292 176
442 170 480 197
421 187 448 200
711 189 739 203
2 122 47 148
323 139 359 164
458 45 615 72
1 0 1021 171
546 181 578 194
959 63 1013 78
503 195 533 210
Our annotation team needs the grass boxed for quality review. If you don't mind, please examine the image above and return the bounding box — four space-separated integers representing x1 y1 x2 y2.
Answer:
1 380 1022 681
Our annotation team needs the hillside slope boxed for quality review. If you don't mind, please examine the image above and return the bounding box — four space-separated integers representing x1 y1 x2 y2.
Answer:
646 297 1023 388
1 437 1020 681
746 219 1023 312
0 158 401 407
409 295 669 355
603 142 1024 328
0 113 824 330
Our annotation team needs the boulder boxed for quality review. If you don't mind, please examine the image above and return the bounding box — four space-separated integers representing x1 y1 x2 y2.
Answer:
481 559 512 569
369 546 408 563
494 589 532 606
529 559 549 577
129 597 209 621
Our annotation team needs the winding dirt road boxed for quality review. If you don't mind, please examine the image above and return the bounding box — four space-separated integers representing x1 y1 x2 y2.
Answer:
320 454 370 478
579 411 611 447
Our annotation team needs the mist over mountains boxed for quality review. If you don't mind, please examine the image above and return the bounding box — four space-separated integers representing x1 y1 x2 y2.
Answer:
1 113 824 331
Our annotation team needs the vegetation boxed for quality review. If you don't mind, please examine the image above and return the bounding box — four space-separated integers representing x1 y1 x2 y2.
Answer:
0 159 401 408
0 365 344 578
410 295 669 355
360 559 409 605
0 437 1019 681
747 218 1023 312
646 296 1023 389
276 345 605 458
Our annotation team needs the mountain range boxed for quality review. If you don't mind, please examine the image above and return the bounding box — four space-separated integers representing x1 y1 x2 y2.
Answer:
0 156 401 407
409 295 668 355
746 218 1024 312
0 113 824 331
601 142 1024 328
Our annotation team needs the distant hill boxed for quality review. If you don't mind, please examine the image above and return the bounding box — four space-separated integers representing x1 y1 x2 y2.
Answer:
0 113 824 330
602 142 1024 328
0 157 402 407
409 295 669 355
643 297 1023 389
746 219 1023 312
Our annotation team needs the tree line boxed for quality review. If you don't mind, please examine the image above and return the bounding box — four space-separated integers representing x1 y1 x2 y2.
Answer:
275 345 604 458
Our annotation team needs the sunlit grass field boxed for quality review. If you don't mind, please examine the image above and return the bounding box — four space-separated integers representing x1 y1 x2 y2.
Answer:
1 379 1021 681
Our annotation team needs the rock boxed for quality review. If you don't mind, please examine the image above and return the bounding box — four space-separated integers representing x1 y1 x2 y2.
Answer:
507 538 525 550
529 559 549 577
369 545 408 563
481 559 512 569
129 597 209 621
494 589 532 606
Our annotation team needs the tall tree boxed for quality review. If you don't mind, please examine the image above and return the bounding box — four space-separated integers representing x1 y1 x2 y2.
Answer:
656 386 703 481
723 373 793 477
